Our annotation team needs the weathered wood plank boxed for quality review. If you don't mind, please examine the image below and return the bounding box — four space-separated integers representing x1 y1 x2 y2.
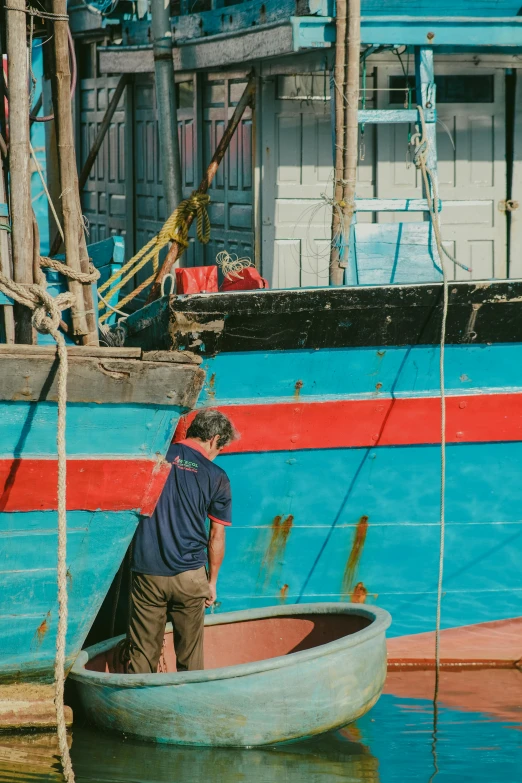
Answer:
0 355 205 406
122 279 522 353
99 23 295 74
142 350 203 365
0 685 73 730
0 344 142 358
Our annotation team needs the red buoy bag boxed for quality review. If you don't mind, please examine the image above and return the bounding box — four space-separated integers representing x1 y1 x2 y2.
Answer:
220 267 269 291
175 266 218 294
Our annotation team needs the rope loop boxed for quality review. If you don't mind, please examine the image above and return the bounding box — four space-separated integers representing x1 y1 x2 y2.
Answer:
4 4 69 21
97 191 211 323
41 256 100 284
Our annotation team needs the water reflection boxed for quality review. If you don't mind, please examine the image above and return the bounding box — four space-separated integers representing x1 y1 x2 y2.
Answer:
1 671 522 783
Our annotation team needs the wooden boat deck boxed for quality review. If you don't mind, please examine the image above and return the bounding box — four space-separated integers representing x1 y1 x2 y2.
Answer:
387 617 522 670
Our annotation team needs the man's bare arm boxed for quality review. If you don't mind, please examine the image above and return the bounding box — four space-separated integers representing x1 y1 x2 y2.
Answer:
207 521 226 607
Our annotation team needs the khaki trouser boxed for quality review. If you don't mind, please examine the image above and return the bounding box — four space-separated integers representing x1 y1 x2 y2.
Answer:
127 567 210 674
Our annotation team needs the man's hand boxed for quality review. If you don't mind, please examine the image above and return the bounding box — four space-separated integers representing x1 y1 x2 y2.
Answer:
207 521 225 607
205 581 217 607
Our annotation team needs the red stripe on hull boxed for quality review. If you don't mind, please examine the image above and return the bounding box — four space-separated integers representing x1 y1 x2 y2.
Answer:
175 393 522 453
0 459 171 514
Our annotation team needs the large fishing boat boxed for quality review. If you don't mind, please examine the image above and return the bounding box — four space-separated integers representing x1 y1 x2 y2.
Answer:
4 0 521 673
0 4 204 697
83 0 522 659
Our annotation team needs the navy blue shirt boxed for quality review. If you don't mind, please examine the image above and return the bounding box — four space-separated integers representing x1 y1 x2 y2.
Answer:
132 439 232 576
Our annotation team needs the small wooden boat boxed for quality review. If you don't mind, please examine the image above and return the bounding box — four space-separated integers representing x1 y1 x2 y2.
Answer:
70 603 391 747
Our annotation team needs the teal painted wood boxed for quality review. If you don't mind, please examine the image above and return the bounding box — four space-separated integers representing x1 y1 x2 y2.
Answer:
355 223 442 284
0 204 8 218
362 2 522 16
355 198 440 212
0 349 203 681
0 293 14 306
88 236 125 326
172 0 331 44
0 401 183 457
35 236 125 345
290 15 522 51
0 510 138 682
71 604 391 746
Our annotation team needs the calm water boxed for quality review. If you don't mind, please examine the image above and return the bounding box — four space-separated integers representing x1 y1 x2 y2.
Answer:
1 671 521 783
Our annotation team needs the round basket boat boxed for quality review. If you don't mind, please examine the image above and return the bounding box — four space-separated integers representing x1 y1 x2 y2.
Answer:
70 603 391 747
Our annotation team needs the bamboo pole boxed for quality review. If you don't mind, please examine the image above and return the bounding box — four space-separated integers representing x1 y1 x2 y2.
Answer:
51 3 98 343
42 43 63 255
0 151 15 343
146 75 256 303
151 0 182 215
6 0 34 343
49 74 129 258
341 0 360 274
329 0 347 286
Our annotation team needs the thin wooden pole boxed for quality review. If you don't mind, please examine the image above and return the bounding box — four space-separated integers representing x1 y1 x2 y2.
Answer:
51 4 98 343
49 74 129 258
0 151 15 343
0 0 8 155
6 0 34 343
330 0 347 286
146 75 256 303
342 0 360 259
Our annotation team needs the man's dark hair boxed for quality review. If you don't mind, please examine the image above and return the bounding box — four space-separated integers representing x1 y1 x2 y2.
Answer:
186 409 237 450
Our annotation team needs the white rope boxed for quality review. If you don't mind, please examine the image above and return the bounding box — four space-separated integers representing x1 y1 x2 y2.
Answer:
216 250 253 280
411 106 449 699
0 273 76 783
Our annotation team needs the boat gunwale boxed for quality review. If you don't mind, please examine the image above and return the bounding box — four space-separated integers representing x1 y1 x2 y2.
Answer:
70 602 391 688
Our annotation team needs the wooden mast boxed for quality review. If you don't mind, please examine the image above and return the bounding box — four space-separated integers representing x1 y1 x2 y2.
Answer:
50 1 98 345
330 0 360 286
6 0 34 343
330 0 347 286
342 0 360 275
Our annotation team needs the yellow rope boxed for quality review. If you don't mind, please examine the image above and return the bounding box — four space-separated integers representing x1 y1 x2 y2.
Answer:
97 191 211 323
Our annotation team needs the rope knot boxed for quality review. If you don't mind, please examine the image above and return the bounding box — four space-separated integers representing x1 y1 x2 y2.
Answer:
30 286 76 337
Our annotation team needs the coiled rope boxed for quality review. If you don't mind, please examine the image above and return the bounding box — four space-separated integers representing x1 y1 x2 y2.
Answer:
216 250 253 280
0 259 98 783
97 191 211 323
411 106 451 703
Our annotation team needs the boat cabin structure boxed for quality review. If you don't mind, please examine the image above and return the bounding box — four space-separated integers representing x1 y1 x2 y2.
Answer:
63 0 522 300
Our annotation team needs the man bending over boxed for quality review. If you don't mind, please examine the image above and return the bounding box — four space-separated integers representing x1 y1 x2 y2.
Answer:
127 408 237 673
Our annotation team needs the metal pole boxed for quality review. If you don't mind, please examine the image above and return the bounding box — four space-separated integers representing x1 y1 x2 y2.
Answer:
6 0 34 342
150 0 182 215
146 76 256 303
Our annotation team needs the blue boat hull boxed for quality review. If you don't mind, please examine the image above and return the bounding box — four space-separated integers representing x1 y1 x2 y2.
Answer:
119 281 522 648
0 348 204 682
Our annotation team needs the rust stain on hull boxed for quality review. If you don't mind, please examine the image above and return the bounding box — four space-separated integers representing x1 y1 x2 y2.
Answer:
294 380 303 399
34 613 51 649
351 581 368 604
280 584 289 603
258 515 294 588
207 372 216 401
342 515 369 598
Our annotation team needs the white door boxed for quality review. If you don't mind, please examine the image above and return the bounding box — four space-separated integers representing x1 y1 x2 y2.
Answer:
261 63 508 286
260 73 375 288
376 63 507 279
